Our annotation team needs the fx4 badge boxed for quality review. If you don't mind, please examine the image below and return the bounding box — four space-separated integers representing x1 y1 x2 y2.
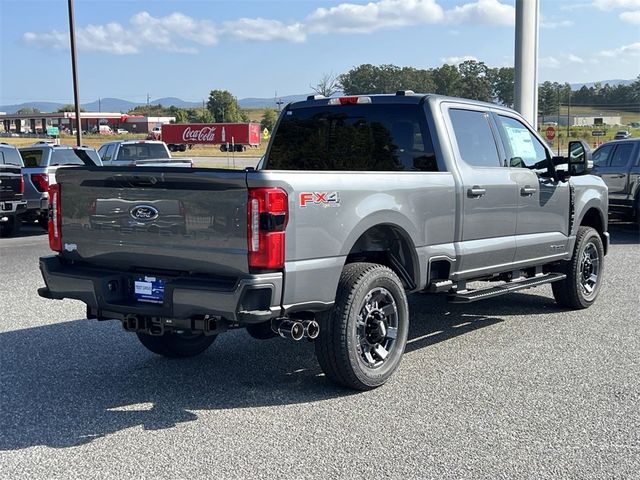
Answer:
299 191 341 208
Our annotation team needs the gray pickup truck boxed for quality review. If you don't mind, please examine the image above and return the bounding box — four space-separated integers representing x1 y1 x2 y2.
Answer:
38 93 609 390
592 138 639 221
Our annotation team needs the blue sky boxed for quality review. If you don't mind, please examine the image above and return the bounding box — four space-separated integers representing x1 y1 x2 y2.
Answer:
0 0 638 105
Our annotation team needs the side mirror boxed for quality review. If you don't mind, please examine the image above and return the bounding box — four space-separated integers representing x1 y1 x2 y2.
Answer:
568 140 592 176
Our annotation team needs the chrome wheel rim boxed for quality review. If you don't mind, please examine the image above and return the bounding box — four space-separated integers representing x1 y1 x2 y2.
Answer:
355 287 399 369
580 242 600 298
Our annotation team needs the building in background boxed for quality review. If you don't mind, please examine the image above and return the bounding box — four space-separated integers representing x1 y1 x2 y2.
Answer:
0 111 175 135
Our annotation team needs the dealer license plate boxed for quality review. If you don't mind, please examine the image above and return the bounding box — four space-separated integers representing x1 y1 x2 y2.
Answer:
134 276 165 304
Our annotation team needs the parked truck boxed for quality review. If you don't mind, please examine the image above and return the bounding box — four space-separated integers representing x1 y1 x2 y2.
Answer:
0 143 26 236
38 93 609 390
160 123 261 152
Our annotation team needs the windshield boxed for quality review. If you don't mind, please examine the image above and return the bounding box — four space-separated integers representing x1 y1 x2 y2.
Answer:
116 143 169 161
265 103 438 171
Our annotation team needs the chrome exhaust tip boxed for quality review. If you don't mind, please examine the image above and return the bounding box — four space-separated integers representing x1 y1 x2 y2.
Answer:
275 319 305 341
302 320 320 339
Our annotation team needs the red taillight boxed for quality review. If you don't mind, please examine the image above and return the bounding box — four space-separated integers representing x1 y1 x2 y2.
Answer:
247 188 288 269
48 183 62 252
31 173 49 192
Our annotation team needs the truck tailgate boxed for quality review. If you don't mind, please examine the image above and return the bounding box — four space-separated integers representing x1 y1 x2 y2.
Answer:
56 167 249 276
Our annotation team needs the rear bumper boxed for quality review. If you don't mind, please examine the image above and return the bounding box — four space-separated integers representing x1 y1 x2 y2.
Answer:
38 255 283 324
0 200 27 219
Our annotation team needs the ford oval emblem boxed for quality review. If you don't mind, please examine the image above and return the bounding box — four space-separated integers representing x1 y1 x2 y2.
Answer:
130 205 159 221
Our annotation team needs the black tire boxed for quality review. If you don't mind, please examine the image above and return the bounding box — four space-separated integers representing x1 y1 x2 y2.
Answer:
38 213 49 231
552 226 604 309
315 262 409 390
0 216 20 237
136 331 216 358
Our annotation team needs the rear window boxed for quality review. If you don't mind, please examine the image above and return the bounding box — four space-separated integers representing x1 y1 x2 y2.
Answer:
0 147 23 166
265 104 438 171
51 149 100 166
116 143 170 161
20 148 100 167
20 149 46 167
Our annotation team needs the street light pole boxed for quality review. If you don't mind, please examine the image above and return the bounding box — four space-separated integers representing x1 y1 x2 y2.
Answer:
67 0 82 146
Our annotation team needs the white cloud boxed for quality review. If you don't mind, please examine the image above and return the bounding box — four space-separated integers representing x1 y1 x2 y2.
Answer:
306 0 444 34
441 55 478 64
19 0 525 55
540 19 575 28
593 0 640 9
540 56 561 68
620 10 640 22
22 30 68 50
223 18 306 43
23 11 216 55
445 0 515 26
540 54 585 68
598 41 640 57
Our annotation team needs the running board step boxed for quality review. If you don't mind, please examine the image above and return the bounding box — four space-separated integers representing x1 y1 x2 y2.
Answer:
448 273 566 303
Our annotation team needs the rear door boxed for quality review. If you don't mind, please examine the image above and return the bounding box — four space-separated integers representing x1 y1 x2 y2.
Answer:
494 114 570 264
595 142 636 200
445 105 518 275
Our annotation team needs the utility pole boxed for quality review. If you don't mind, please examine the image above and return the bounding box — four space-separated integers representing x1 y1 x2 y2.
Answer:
67 0 82 146
566 91 571 140
147 93 150 111
98 97 101 112
514 0 539 129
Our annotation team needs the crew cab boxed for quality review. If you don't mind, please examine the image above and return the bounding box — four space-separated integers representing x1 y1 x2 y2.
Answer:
38 93 609 390
592 138 640 221
97 140 193 167
0 143 26 236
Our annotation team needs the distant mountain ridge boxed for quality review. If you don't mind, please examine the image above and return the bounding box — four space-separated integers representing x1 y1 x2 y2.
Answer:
1 78 635 114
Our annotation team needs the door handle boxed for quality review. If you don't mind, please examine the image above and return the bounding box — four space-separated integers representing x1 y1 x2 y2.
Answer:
520 185 537 196
467 186 486 198
610 174 625 178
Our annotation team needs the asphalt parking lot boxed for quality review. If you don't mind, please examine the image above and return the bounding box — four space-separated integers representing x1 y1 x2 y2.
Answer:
1 221 638 479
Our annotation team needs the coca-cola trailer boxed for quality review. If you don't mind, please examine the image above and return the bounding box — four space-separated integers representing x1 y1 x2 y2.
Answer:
161 123 261 152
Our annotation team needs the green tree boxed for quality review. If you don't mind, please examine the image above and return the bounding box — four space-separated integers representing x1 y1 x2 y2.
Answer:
458 60 492 101
128 104 172 116
16 107 41 115
432 64 461 96
239 109 250 122
207 90 240 122
261 109 277 131
488 67 514 107
57 104 85 112
173 109 188 123
196 109 213 123
538 81 559 121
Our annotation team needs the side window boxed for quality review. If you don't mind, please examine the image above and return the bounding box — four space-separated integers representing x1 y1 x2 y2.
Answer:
592 144 614 167
2 148 23 166
449 109 501 167
100 144 114 162
609 143 633 168
497 115 548 172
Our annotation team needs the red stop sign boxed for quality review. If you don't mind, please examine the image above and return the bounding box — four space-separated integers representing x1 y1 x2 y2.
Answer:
545 126 556 140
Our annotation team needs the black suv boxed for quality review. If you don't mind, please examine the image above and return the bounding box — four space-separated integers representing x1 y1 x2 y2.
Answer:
0 143 26 236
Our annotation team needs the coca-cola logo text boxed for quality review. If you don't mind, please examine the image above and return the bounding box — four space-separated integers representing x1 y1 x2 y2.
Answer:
182 126 217 142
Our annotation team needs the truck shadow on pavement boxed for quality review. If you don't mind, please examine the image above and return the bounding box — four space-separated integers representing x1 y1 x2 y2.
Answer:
0 291 558 451
608 220 639 244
